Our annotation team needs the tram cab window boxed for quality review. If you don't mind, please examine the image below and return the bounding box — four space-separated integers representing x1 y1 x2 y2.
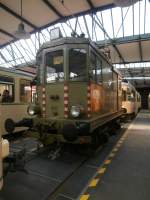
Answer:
69 49 87 81
45 50 64 83
20 79 31 103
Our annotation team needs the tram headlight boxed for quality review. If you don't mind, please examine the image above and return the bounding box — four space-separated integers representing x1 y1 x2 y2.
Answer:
70 105 84 118
28 106 35 115
27 104 41 116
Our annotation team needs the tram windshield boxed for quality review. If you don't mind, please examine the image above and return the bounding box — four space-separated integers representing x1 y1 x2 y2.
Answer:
69 49 87 81
45 50 64 83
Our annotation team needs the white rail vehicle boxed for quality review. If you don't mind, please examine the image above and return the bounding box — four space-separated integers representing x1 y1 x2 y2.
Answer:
0 139 9 190
0 67 34 135
122 81 141 117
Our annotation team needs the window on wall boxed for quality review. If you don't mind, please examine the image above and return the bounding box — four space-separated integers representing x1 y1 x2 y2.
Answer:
0 76 14 103
20 79 31 103
96 57 102 83
122 90 126 101
89 51 103 83
89 51 96 81
69 48 87 81
127 92 135 102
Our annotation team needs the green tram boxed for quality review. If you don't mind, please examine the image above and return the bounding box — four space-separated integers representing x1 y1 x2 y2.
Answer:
6 32 123 146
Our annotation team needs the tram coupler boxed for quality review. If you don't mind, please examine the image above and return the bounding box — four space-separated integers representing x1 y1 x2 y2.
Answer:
5 118 33 134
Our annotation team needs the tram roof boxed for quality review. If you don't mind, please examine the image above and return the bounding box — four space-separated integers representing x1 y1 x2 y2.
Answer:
38 37 90 51
0 66 35 77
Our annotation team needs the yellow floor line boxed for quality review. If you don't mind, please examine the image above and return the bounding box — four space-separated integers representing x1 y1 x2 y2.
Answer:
80 194 90 200
113 148 118 152
109 153 115 158
79 126 130 199
89 178 99 187
98 167 106 174
104 159 111 165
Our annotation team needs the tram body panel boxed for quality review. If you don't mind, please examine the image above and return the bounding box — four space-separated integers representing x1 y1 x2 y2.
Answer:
0 139 2 190
0 104 29 135
122 101 135 114
0 68 34 135
122 81 141 116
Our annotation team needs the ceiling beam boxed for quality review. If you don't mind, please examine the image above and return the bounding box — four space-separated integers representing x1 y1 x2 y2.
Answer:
136 84 150 88
0 2 37 29
0 3 115 49
114 60 150 65
42 0 63 18
0 52 9 63
0 29 16 39
98 33 150 47
112 43 125 63
144 78 147 85
86 0 94 9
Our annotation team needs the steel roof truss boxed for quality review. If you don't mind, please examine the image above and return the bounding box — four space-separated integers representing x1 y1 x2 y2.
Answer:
86 0 94 9
110 9 115 38
42 0 63 18
0 29 16 39
18 41 33 61
83 16 91 39
94 14 125 63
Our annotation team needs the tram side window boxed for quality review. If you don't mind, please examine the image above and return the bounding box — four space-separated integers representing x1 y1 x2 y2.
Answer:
0 84 14 103
45 50 64 83
96 58 102 83
20 79 31 103
0 76 14 103
127 93 134 101
69 49 87 81
122 90 126 101
89 51 96 81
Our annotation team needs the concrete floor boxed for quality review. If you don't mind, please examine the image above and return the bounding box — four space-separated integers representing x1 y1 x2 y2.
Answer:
83 110 150 200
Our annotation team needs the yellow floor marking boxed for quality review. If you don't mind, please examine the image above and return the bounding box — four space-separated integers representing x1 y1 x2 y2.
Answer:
121 137 126 139
79 131 129 199
116 144 121 148
104 159 111 165
98 168 106 174
89 178 99 187
80 194 90 200
113 148 118 152
109 153 115 158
